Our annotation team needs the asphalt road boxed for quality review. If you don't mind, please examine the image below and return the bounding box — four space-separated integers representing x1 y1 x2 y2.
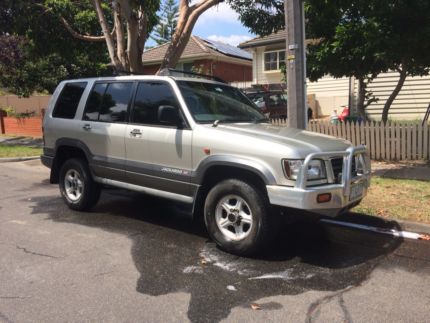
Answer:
1 160 429 323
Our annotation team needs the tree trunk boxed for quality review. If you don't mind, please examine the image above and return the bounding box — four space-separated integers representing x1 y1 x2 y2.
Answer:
113 1 128 70
356 78 367 119
92 0 123 71
381 66 407 123
157 0 223 72
127 17 143 73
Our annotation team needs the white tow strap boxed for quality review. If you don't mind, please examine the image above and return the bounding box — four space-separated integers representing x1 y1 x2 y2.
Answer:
320 219 430 241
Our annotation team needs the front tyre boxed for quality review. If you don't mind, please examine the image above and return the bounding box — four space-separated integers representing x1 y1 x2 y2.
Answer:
59 158 101 211
204 179 276 256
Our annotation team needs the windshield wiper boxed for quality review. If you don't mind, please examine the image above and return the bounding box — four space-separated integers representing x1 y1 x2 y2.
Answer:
212 119 267 127
253 118 271 124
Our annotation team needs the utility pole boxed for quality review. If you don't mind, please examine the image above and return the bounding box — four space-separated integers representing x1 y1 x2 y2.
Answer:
284 0 307 129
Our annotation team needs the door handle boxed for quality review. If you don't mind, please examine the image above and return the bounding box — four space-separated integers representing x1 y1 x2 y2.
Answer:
130 129 142 136
83 124 91 131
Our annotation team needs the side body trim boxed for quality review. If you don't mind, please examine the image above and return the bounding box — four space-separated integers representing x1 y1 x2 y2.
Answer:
93 176 194 204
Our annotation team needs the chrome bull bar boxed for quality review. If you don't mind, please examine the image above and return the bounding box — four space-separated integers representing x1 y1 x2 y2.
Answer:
295 146 371 197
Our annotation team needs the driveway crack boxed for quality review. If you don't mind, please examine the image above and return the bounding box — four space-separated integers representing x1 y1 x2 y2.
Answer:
0 296 31 300
16 245 62 259
305 285 355 323
305 262 378 323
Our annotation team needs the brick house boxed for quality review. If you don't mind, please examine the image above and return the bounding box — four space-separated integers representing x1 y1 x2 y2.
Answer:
142 36 252 84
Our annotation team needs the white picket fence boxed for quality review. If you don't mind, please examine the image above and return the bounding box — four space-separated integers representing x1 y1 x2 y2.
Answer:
271 119 430 161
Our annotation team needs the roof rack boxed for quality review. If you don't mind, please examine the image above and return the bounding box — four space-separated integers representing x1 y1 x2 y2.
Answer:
158 68 227 84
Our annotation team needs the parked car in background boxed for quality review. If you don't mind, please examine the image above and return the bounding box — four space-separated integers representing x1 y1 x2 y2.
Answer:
244 89 288 119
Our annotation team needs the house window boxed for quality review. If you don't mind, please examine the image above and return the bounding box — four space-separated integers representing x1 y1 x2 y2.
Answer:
183 62 194 72
279 51 286 69
264 50 286 72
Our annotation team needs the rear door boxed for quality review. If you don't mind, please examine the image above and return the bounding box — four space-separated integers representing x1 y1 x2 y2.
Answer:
77 81 134 182
125 80 193 198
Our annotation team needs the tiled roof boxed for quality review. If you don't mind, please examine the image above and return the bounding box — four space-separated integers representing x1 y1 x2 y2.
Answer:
238 30 287 49
142 36 252 64
238 30 319 49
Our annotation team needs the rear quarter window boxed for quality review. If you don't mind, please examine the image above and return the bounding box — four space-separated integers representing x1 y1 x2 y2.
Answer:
52 82 87 119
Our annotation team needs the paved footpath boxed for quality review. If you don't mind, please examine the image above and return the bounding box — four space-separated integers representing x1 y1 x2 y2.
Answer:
0 160 429 323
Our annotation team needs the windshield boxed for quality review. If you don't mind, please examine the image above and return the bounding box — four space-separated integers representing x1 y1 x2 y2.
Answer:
177 81 268 123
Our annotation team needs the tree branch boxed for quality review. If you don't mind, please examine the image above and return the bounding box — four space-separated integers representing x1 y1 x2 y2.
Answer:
192 0 224 16
92 0 122 69
36 2 114 42
59 16 107 42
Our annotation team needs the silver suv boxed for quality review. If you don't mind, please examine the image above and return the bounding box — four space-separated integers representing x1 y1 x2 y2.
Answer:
41 75 371 255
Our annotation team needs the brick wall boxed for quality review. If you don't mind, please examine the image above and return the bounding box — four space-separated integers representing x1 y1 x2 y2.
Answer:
208 60 252 83
143 59 252 83
143 64 161 75
3 117 43 137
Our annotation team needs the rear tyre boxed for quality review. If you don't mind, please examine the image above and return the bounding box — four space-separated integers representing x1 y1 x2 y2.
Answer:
204 179 277 256
59 158 101 211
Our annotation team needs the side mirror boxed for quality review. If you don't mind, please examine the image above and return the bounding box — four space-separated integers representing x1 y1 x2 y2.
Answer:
158 105 182 127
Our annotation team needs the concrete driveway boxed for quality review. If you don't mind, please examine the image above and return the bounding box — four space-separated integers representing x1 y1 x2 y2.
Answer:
0 160 429 323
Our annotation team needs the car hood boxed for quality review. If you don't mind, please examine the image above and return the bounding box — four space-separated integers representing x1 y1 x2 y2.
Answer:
212 123 352 153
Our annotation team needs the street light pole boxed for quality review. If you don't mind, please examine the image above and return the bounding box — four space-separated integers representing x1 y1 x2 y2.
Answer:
285 0 307 129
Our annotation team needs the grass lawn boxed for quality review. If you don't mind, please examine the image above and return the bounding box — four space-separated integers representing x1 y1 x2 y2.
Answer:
0 144 42 158
354 177 430 224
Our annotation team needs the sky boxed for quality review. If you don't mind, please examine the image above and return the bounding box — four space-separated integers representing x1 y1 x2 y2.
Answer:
146 2 255 48
193 3 255 46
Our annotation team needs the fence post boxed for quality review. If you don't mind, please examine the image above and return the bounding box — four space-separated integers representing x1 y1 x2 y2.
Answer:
424 123 429 160
0 109 5 134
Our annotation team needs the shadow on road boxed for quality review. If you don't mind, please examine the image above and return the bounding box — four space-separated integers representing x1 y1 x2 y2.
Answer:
29 189 403 323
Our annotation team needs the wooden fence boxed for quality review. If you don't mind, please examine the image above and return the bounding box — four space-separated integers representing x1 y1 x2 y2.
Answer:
272 119 429 161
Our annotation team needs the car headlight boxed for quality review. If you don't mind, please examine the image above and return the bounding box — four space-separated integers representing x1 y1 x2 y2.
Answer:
283 159 326 181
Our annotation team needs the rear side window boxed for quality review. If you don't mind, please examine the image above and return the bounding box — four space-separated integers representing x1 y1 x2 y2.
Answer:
131 82 178 125
268 93 287 107
83 82 133 123
52 82 87 119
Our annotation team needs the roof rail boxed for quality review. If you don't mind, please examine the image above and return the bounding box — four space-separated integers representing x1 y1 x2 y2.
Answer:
158 68 227 83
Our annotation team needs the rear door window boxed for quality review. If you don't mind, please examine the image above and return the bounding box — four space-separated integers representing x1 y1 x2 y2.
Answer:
83 83 107 121
52 82 87 119
83 82 133 123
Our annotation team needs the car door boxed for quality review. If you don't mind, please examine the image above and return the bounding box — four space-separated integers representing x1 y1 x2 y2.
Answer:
78 81 134 182
125 80 194 198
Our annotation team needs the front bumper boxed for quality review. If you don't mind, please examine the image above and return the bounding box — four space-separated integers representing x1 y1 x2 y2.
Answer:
267 146 371 217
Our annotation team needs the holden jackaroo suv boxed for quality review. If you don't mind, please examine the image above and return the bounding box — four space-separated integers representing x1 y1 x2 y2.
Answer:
41 74 371 255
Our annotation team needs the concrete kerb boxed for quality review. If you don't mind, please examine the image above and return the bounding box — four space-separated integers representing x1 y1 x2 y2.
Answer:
0 156 40 163
396 219 430 237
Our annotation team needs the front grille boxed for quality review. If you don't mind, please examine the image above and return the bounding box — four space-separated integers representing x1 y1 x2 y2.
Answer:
331 158 343 183
330 157 358 184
